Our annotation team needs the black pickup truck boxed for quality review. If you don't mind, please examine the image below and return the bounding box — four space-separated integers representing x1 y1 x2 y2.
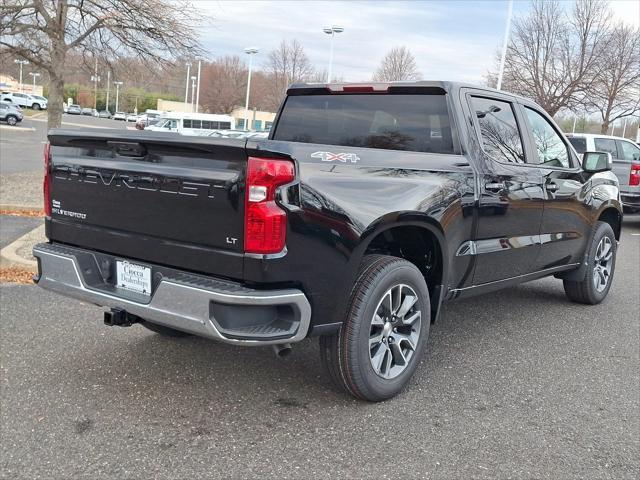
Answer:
34 82 623 401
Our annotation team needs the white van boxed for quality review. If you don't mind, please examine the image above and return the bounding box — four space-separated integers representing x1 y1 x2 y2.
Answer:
146 112 235 136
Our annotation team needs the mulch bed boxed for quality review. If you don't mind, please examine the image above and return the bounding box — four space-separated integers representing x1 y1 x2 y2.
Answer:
0 208 44 217
0 267 36 284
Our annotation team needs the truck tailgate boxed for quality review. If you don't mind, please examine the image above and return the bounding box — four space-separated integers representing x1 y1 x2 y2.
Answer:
46 130 247 279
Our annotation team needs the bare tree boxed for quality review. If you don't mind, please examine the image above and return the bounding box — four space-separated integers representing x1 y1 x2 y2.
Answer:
0 0 206 127
200 55 248 114
372 46 420 82
585 24 640 133
497 0 611 116
265 39 314 107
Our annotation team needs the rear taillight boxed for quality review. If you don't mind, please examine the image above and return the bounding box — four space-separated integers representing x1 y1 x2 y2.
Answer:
43 142 51 216
630 163 640 186
244 157 295 254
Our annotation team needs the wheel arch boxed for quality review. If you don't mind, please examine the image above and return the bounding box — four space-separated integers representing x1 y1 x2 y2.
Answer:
351 213 448 323
597 204 622 240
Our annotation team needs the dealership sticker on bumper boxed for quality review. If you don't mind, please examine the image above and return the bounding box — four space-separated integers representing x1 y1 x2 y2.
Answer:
116 261 152 295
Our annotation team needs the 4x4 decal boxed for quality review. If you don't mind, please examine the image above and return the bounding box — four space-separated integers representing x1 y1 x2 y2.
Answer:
311 151 360 163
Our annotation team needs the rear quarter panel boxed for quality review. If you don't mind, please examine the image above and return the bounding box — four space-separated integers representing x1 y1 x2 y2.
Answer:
245 140 476 329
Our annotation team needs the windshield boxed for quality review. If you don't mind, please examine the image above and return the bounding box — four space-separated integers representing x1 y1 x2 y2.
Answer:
272 93 454 154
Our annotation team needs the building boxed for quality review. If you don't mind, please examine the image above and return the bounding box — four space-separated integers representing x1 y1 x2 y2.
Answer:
0 74 44 96
156 99 203 114
230 107 276 132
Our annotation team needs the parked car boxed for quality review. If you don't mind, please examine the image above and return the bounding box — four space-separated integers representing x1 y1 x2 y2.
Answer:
567 133 640 213
1 91 47 110
98 110 112 119
113 112 126 121
126 113 138 122
67 104 82 115
0 102 24 125
28 95 49 110
34 81 623 401
81 108 94 116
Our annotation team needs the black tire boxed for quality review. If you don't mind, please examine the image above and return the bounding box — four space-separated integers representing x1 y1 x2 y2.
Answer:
563 221 617 304
5 115 18 126
139 321 192 337
320 255 430 401
32 103 40 110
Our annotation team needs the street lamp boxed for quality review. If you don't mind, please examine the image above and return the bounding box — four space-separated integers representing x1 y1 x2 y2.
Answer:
190 75 197 112
29 72 40 94
14 59 29 92
323 25 344 83
113 81 123 112
91 74 101 110
243 47 259 131
184 62 192 107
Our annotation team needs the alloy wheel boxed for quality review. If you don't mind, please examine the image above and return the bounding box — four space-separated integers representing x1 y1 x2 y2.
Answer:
369 283 422 379
593 236 613 293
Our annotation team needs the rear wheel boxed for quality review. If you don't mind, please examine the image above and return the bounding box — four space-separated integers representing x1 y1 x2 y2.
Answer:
563 221 617 304
140 321 192 337
320 255 430 401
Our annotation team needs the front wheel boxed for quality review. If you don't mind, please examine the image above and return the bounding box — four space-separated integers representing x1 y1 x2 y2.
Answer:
5 115 18 126
563 221 617 304
320 255 430 401
32 103 40 110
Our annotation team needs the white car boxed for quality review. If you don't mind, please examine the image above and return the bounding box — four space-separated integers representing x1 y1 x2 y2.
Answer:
113 112 127 121
0 92 47 110
126 113 139 122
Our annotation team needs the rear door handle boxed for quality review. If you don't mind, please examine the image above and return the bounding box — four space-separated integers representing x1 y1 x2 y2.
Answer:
485 182 506 192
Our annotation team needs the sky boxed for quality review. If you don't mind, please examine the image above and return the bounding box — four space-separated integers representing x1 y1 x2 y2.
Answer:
197 0 640 84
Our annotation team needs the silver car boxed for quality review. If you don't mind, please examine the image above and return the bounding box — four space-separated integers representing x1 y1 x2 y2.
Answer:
0 102 24 126
567 133 640 213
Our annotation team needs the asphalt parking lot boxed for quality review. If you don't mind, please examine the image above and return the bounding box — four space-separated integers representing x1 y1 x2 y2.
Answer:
0 114 132 174
1 216 638 479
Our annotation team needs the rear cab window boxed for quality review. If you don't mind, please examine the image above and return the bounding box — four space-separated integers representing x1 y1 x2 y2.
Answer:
272 92 455 154
568 137 587 154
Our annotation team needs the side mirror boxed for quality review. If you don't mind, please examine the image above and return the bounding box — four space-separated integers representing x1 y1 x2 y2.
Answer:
582 151 612 173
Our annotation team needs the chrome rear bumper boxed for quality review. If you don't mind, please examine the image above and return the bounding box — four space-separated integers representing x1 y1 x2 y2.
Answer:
32 243 311 346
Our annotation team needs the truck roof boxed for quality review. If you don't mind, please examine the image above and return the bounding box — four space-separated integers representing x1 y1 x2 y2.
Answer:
287 80 532 102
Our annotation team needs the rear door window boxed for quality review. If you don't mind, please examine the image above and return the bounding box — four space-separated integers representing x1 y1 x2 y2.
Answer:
273 93 454 154
470 96 525 163
616 140 640 161
594 138 619 159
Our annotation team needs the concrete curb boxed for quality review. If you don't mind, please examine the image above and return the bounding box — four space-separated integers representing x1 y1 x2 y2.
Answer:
0 125 35 132
0 224 43 272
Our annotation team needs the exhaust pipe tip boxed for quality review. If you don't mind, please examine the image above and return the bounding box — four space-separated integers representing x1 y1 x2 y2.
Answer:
272 343 293 358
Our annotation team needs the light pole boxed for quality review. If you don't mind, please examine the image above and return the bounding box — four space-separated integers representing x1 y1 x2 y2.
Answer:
184 62 192 108
105 70 111 112
29 72 40 94
91 74 101 110
195 60 202 113
190 76 197 112
14 59 29 92
323 25 344 83
114 81 123 112
496 0 513 90
243 47 259 131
